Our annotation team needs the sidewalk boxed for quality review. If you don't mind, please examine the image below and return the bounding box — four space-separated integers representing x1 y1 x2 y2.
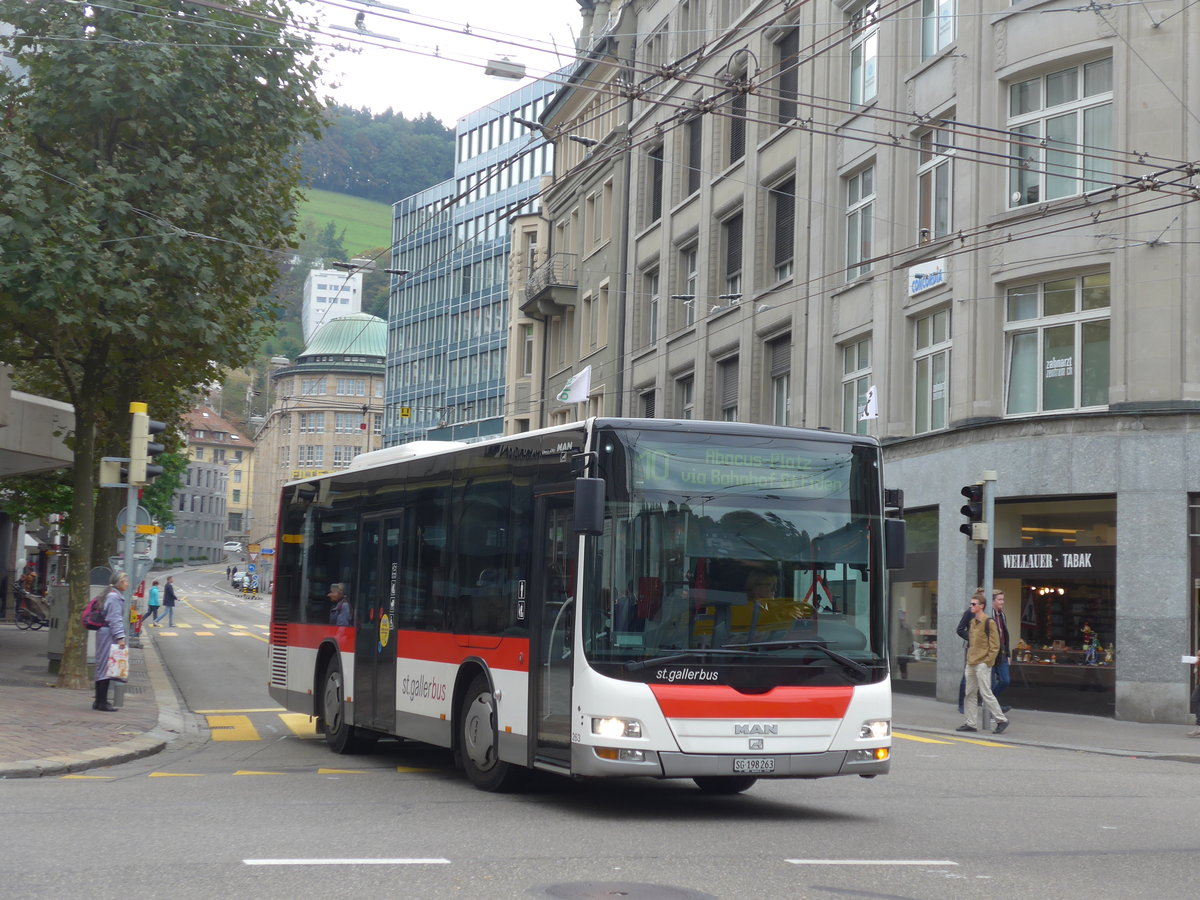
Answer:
2 617 1197 777
0 620 185 778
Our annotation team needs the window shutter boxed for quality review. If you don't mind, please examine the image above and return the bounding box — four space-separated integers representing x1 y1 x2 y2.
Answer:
773 181 795 267
770 337 791 377
725 213 743 278
721 358 740 407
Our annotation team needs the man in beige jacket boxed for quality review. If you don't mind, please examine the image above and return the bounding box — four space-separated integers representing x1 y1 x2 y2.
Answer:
957 590 1009 735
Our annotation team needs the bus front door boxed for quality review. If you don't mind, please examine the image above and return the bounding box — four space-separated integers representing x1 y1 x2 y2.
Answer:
354 515 402 734
531 492 576 767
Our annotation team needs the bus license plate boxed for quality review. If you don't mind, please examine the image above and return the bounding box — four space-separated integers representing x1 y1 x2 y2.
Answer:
733 758 775 774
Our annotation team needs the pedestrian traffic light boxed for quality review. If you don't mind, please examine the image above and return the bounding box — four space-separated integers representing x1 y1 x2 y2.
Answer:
128 402 167 485
959 482 987 541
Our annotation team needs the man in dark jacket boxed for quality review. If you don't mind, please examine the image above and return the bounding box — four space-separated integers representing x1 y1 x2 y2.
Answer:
162 575 178 627
957 590 1009 735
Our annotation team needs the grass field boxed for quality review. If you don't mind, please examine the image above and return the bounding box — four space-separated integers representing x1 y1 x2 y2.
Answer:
296 188 392 255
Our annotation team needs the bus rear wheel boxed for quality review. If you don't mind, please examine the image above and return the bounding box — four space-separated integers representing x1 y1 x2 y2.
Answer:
321 659 373 754
460 673 525 792
693 776 758 794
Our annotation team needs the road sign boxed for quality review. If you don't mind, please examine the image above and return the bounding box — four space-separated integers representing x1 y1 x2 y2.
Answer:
260 548 275 556
247 563 256 574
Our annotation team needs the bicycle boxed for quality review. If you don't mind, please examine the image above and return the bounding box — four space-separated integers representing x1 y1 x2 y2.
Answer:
14 586 50 631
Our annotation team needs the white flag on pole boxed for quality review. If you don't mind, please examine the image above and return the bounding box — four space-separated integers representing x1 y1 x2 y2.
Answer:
558 365 592 403
858 384 879 421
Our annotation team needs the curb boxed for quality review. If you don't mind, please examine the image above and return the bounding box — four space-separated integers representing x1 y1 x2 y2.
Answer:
0 633 187 780
897 723 1200 765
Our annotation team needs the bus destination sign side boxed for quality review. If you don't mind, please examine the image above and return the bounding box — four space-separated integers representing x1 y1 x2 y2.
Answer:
634 448 849 496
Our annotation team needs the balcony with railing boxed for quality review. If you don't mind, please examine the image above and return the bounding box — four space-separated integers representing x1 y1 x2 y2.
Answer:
522 252 579 318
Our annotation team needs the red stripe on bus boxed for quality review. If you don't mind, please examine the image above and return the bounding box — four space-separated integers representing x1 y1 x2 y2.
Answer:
649 684 854 719
272 624 531 670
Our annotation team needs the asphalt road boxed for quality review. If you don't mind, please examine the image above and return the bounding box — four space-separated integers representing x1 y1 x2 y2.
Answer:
2 566 1197 899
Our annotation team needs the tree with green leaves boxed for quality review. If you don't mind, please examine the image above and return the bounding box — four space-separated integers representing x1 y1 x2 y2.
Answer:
0 1 326 688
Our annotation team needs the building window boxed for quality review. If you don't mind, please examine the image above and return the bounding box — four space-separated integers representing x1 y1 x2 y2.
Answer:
849 2 879 107
722 211 743 296
299 412 325 434
233 469 242 484
522 324 535 376
841 338 872 435
231 489 242 504
336 378 366 396
918 125 953 241
299 445 324 467
300 378 325 396
679 245 698 327
1005 273 1110 415
335 412 357 434
767 335 791 426
775 26 800 122
718 357 739 421
333 445 360 468
193 447 204 461
686 117 702 196
846 166 875 280
921 0 954 60
1009 58 1113 207
648 143 665 222
728 86 746 165
644 269 660 346
641 390 656 418
676 376 695 419
914 309 950 433
770 178 795 281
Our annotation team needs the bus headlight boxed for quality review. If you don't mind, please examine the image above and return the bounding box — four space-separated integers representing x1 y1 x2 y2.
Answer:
592 716 643 739
859 719 890 739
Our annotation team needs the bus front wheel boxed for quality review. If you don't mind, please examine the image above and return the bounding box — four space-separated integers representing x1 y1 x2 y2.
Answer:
321 660 372 754
693 776 758 794
460 673 525 792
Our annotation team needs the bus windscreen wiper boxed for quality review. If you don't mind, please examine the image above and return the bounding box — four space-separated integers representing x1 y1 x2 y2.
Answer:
624 648 760 671
722 639 871 679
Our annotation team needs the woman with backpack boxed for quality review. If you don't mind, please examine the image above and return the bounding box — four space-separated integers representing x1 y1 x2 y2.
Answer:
93 571 128 712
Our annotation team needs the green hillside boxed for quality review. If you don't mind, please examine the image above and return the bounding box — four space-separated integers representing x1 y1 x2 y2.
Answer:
296 188 392 256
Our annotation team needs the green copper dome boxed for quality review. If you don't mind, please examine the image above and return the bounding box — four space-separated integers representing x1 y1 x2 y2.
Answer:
300 313 386 361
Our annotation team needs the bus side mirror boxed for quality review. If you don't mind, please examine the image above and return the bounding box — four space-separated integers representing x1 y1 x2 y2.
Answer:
574 477 605 535
885 518 907 570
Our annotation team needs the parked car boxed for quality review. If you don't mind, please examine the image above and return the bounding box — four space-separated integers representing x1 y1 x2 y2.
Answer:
223 541 243 554
231 572 248 588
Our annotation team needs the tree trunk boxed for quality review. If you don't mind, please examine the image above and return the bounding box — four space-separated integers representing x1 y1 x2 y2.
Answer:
55 405 97 690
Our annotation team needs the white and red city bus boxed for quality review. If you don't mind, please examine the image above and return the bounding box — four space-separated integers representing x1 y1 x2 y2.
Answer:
267 418 905 793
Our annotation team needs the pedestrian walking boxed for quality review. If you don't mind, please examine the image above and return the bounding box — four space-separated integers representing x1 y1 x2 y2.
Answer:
93 571 128 712
162 575 178 627
145 579 162 626
955 602 974 714
991 589 1012 712
226 566 231 580
957 589 1009 734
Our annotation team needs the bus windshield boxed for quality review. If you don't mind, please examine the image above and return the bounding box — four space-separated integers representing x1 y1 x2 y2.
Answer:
582 427 887 687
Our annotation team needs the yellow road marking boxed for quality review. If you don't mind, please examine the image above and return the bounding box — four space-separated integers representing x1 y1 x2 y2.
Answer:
149 772 203 778
318 768 366 775
280 713 319 738
194 631 215 637
893 731 952 744
206 714 261 741
183 597 222 625
157 631 178 636
62 774 113 780
234 770 287 776
196 708 286 714
396 766 438 773
944 735 1013 748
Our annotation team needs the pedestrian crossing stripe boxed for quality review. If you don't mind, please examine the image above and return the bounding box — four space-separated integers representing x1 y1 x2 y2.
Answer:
206 714 261 741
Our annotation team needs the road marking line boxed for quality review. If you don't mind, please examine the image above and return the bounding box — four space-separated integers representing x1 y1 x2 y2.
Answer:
280 713 319 738
234 770 288 776
244 859 450 866
318 768 366 774
196 708 286 714
62 774 113 780
194 631 215 637
206 714 261 741
893 731 951 744
944 735 1013 748
787 859 958 866
396 766 439 773
149 772 203 778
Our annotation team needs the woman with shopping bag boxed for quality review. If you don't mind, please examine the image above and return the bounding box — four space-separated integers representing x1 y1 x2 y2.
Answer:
93 571 129 712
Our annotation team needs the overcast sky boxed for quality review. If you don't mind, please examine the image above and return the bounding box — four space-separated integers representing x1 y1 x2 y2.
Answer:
316 0 582 125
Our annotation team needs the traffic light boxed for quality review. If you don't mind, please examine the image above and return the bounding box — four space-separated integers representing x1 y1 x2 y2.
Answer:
959 483 987 541
129 402 167 485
